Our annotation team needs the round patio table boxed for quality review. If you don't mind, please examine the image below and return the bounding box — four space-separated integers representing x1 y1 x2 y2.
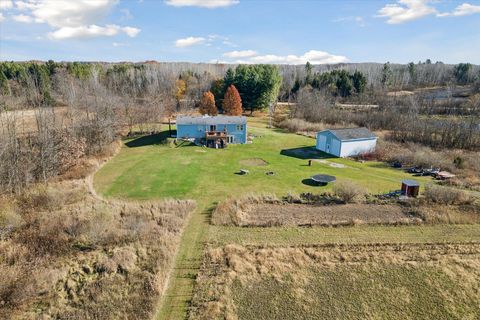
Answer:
311 174 336 185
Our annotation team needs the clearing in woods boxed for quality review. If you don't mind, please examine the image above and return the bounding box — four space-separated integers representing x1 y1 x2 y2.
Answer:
94 117 478 320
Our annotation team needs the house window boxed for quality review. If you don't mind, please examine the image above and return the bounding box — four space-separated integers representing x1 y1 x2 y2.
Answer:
236 124 244 131
210 125 216 132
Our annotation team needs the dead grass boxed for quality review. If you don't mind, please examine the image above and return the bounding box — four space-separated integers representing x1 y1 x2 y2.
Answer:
239 158 269 167
0 181 196 319
239 203 419 227
190 243 480 320
424 184 476 205
333 180 367 203
211 193 479 227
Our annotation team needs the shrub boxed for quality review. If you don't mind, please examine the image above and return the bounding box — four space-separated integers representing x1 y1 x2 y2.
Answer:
277 118 326 133
424 184 475 205
333 180 367 203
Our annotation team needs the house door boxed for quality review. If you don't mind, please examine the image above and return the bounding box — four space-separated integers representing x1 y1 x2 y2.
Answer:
227 136 234 143
210 125 216 132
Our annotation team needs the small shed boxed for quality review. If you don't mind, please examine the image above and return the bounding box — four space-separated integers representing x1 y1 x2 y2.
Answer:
401 179 420 197
316 127 377 158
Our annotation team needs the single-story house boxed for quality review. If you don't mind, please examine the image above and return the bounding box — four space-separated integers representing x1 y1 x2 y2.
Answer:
316 127 377 157
176 115 247 148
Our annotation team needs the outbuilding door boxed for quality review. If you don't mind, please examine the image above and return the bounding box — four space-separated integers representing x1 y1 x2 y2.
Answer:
317 135 327 151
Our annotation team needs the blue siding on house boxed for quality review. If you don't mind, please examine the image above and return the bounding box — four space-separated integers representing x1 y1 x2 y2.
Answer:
176 122 247 144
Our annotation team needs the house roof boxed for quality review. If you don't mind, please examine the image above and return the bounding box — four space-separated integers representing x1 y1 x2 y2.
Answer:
176 115 246 126
402 179 420 187
323 127 377 141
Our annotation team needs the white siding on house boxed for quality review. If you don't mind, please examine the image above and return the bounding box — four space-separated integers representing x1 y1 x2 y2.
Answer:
339 139 377 157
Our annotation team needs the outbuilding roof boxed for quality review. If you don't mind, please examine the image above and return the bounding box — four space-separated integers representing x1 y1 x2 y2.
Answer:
402 179 420 187
322 127 377 141
176 115 246 126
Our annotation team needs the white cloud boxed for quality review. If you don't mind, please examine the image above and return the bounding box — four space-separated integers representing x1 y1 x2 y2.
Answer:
378 1 480 23
122 26 141 37
120 8 133 20
8 0 141 40
112 41 130 47
12 13 34 23
377 0 437 24
223 50 257 58
0 12 4 21
222 50 348 65
165 0 239 8
48 24 140 40
438 3 480 17
209 59 230 64
175 36 206 47
333 16 366 27
0 0 13 10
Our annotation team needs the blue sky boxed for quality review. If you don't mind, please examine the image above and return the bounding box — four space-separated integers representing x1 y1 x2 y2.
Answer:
0 0 479 64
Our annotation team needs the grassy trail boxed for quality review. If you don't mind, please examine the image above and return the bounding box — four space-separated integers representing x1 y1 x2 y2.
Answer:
155 201 212 320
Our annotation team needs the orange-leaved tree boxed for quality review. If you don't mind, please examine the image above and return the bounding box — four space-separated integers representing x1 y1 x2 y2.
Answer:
199 91 218 115
222 84 243 116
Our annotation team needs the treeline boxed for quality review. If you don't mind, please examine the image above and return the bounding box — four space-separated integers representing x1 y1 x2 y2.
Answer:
291 63 367 98
286 61 480 100
291 87 480 150
1 60 479 111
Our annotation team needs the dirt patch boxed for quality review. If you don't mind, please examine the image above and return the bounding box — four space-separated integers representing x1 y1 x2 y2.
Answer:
315 159 348 168
239 158 268 166
243 203 416 226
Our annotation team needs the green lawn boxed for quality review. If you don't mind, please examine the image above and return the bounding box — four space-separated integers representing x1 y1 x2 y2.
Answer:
95 119 430 202
93 119 440 320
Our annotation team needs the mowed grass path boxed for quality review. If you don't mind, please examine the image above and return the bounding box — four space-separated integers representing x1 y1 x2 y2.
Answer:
94 118 436 320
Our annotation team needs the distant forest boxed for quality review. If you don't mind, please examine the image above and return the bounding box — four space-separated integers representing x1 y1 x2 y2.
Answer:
1 60 479 112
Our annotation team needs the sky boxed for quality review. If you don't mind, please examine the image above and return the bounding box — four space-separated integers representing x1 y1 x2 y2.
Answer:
0 0 479 64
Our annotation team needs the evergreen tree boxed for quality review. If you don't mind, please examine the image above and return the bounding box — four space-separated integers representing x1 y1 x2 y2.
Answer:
336 71 353 97
291 77 301 94
224 68 235 87
0 70 10 95
222 84 242 116
352 70 367 95
407 62 416 85
224 64 281 113
381 62 392 90
453 63 472 84
199 91 218 116
305 61 313 85
210 78 225 109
